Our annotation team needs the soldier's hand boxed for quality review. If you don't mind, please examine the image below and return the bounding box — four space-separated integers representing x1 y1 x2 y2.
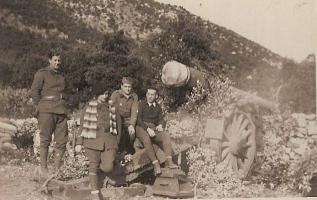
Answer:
97 92 109 104
75 145 82 153
156 124 164 132
147 128 156 137
128 125 135 140
32 106 39 118
27 98 34 106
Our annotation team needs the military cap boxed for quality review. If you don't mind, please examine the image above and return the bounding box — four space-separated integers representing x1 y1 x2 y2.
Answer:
122 77 134 85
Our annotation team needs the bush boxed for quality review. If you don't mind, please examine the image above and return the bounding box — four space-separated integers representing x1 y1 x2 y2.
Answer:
255 113 317 195
186 146 265 198
0 87 34 118
12 118 38 149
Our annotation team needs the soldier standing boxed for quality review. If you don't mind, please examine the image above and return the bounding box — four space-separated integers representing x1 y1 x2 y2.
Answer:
110 77 138 154
75 92 120 200
29 50 68 177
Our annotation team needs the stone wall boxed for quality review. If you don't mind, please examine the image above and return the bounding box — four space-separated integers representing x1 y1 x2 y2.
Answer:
0 118 17 152
288 113 317 155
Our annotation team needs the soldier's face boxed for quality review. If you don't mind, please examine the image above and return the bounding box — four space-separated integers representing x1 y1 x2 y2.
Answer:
121 83 132 95
49 55 61 70
146 89 157 103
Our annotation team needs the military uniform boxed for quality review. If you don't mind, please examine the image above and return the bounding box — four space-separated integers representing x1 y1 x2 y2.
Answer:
76 99 120 199
29 66 68 170
110 89 138 154
77 101 119 174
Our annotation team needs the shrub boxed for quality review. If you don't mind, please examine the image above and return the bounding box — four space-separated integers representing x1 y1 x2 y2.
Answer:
0 87 34 118
12 118 38 149
186 146 264 198
255 113 317 195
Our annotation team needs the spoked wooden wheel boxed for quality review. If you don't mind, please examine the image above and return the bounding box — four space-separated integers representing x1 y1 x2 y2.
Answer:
220 111 256 178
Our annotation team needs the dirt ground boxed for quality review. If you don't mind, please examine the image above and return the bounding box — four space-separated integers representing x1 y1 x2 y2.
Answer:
0 161 303 200
0 163 54 200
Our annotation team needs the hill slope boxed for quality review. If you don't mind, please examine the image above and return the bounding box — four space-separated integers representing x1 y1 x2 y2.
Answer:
0 0 314 112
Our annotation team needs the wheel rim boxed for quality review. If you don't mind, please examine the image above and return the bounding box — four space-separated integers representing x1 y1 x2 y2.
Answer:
221 111 256 178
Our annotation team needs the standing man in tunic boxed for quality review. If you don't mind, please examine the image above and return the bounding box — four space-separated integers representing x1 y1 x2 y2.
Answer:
29 50 69 177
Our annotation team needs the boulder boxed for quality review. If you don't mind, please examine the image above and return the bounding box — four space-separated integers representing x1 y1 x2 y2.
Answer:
307 123 317 136
306 114 316 121
293 113 307 127
295 128 307 137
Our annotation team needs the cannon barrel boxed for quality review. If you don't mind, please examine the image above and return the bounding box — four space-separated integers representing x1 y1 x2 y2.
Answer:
230 87 278 111
161 60 278 111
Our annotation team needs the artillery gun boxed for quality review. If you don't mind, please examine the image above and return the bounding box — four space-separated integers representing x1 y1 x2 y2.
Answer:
161 60 279 178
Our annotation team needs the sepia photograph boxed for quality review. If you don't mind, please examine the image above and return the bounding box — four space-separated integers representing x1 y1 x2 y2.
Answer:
0 0 316 199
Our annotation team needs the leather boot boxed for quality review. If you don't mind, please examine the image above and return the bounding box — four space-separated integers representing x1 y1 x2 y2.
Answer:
89 173 99 191
152 160 161 176
33 166 50 181
166 156 178 169
54 149 65 174
40 146 49 169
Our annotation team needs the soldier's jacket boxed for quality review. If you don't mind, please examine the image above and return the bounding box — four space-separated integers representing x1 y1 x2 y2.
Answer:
29 67 67 114
110 90 138 127
76 101 120 151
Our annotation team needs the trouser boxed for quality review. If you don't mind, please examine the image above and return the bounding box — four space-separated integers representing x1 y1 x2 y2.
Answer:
118 125 135 154
38 112 68 169
135 126 172 162
85 147 117 190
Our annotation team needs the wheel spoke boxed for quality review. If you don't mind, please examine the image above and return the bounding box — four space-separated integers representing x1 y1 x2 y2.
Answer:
241 129 252 140
231 156 238 172
221 147 230 159
231 115 239 136
222 153 232 168
237 158 243 168
225 124 233 139
238 119 250 136
234 114 244 133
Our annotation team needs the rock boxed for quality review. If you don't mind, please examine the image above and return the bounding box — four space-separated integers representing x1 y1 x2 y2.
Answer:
295 115 307 127
0 120 17 136
306 114 316 120
0 133 12 143
289 137 307 149
1 142 17 151
292 145 308 156
296 127 308 137
307 124 317 136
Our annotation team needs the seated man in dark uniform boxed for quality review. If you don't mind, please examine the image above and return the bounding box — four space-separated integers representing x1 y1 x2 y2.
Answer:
75 91 120 200
136 86 178 176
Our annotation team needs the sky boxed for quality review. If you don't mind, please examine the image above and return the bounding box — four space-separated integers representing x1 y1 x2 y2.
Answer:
155 0 316 62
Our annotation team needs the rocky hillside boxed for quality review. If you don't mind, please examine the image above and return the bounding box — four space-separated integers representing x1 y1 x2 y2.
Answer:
0 0 314 112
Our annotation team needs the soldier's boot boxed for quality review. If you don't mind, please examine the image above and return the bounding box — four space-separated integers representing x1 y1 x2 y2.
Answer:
166 156 178 169
35 146 50 180
53 149 65 175
152 160 161 176
89 173 105 200
33 166 50 181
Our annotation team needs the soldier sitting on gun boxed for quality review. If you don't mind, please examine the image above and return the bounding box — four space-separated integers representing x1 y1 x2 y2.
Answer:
75 91 121 200
136 86 178 176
